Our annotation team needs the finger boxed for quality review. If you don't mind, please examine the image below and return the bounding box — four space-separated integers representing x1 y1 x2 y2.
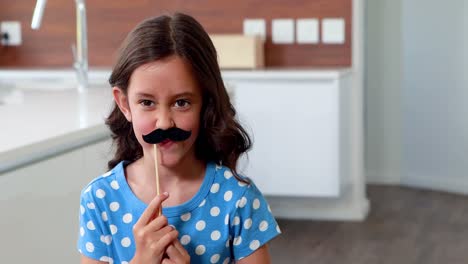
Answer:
135 192 169 228
143 214 168 233
152 229 179 256
165 244 182 262
146 225 174 241
172 239 189 258
161 258 175 264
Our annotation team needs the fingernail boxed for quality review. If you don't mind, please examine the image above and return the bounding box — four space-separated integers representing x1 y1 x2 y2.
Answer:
163 192 169 196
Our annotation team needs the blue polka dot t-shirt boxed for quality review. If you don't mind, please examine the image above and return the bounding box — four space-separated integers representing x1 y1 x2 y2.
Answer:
77 161 281 263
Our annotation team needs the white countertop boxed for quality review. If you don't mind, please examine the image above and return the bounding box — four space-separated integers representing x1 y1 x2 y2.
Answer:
0 68 351 173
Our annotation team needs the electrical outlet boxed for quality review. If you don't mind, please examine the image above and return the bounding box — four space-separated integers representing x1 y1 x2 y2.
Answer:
296 18 319 44
1 21 22 46
243 19 266 41
322 18 345 44
272 19 294 44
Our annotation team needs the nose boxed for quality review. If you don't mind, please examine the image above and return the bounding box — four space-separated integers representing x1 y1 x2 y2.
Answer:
155 109 174 130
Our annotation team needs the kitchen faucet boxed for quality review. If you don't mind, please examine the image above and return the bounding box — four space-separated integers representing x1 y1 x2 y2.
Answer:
31 0 88 92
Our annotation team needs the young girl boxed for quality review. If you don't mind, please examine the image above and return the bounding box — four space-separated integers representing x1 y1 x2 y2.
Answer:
77 13 280 264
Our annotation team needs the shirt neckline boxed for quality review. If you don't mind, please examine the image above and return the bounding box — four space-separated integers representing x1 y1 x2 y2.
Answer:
115 160 215 217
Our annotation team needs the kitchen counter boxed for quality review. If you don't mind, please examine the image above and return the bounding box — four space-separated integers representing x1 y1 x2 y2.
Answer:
0 69 115 173
0 68 352 174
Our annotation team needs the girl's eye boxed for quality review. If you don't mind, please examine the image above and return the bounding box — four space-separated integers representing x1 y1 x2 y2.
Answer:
140 100 154 107
174 99 190 108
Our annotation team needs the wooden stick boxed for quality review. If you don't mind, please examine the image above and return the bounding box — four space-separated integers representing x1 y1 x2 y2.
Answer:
153 144 161 216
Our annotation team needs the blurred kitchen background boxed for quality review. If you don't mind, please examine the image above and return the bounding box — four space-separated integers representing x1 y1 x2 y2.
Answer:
0 0 467 263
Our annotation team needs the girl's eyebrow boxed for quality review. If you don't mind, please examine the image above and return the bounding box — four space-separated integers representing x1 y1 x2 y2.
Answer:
173 92 195 98
135 92 155 98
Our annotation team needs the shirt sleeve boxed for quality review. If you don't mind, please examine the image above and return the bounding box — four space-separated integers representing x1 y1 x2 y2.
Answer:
230 182 282 260
77 185 109 261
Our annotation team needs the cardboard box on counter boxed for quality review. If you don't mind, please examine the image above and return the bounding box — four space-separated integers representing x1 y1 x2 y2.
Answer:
210 34 264 69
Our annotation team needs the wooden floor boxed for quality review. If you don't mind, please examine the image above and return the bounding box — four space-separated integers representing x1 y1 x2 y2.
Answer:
269 185 468 264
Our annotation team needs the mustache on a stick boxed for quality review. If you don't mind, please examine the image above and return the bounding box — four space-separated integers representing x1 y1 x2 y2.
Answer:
142 127 192 144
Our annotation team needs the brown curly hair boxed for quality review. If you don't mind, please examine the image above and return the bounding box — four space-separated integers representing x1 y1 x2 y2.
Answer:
106 13 251 183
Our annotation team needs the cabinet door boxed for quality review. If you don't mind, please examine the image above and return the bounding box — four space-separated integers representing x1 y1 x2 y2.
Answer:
232 80 340 197
0 140 112 263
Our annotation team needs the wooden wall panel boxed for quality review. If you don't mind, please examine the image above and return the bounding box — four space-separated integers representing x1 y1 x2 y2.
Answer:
0 0 351 68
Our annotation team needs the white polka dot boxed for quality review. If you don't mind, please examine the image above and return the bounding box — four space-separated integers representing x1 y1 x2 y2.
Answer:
211 230 221 241
110 180 120 190
96 189 106 199
244 218 252 229
268 205 272 213
210 206 220 217
110 225 118 235
225 237 230 248
235 200 240 208
87 203 95 209
259 220 269 232
233 236 242 246
196 220 206 231
123 213 133 224
101 235 112 245
210 254 220 263
199 199 206 207
224 170 233 179
238 181 247 187
102 170 112 177
253 199 261 209
238 197 247 208
121 237 131 247
80 205 85 215
121 262 129 264
85 242 94 252
210 183 220 193
181 212 191 221
104 236 112 245
233 216 240 226
99 256 108 261
99 256 110 262
224 214 229 225
87 221 96 230
276 225 281 233
224 191 233 201
101 212 108 222
180 235 191 245
223 257 230 264
84 186 92 193
250 240 260 250
110 202 120 212
195 245 206 255
80 227 85 237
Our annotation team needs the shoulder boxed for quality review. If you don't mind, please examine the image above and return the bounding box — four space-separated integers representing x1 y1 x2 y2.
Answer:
210 163 265 205
79 161 125 203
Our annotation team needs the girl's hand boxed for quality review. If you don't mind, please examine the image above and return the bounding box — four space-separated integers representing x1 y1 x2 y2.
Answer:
130 192 179 264
162 238 191 264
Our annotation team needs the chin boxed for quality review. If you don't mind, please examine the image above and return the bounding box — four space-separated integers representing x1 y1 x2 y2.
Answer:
158 152 191 168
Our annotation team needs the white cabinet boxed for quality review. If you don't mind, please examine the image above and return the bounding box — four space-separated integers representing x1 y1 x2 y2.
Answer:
224 70 353 197
0 139 112 264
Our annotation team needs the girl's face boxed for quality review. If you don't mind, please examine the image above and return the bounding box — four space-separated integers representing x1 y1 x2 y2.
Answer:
113 55 203 168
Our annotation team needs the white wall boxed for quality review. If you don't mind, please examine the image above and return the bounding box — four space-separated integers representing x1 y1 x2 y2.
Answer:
401 0 468 194
365 0 402 184
366 0 468 194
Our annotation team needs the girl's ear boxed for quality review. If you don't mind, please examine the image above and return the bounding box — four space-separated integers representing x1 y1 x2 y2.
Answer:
112 86 132 122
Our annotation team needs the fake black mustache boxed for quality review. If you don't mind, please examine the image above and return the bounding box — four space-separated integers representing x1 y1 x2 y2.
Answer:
142 127 192 144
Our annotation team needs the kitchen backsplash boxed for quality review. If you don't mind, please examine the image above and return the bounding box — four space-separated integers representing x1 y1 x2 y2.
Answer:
0 0 351 68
